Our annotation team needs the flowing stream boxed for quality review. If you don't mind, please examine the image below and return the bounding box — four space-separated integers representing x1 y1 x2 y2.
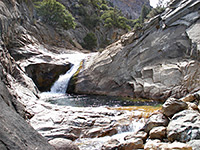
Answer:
50 53 86 93
39 52 161 150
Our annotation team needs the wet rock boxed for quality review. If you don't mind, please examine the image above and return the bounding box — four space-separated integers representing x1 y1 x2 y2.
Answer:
124 131 148 141
49 138 79 150
25 63 71 92
144 140 192 150
143 113 169 133
149 126 166 140
167 110 200 142
162 97 188 117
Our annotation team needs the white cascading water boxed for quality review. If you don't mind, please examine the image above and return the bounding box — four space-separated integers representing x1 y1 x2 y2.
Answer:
50 53 86 94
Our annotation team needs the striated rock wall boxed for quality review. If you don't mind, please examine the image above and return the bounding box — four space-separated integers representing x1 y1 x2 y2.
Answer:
0 0 58 149
107 0 151 19
74 0 200 100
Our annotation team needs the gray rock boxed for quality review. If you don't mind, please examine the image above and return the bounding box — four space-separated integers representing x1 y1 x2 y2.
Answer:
143 113 169 133
0 96 55 150
101 139 120 150
149 126 167 140
25 62 71 92
187 140 200 150
167 110 200 142
162 97 188 117
74 0 200 100
107 0 150 19
124 131 148 141
49 138 79 150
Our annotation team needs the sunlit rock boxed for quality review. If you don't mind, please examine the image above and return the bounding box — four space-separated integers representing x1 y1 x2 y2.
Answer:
149 126 167 140
143 113 169 133
167 110 200 142
162 97 188 117
49 138 80 150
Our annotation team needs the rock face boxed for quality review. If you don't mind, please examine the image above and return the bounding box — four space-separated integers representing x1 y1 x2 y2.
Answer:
74 0 200 100
167 110 200 142
143 113 169 133
0 95 55 150
25 63 71 92
107 0 150 19
162 97 188 117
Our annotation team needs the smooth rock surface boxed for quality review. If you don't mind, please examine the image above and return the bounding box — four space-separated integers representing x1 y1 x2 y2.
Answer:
74 0 200 100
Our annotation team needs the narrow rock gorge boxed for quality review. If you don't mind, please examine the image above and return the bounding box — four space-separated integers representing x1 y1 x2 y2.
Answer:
0 0 200 149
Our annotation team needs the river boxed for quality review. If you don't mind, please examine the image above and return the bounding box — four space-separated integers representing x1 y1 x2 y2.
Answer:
38 52 161 150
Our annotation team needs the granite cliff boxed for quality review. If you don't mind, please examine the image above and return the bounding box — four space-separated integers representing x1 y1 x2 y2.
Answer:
0 0 200 149
107 0 151 19
73 0 200 100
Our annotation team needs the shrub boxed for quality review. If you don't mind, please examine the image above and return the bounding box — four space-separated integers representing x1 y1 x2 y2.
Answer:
101 9 131 31
35 0 76 30
82 32 97 50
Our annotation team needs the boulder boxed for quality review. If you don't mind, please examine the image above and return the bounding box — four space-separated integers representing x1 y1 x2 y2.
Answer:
149 126 167 140
167 110 200 142
143 113 169 133
162 97 188 117
49 138 79 150
25 63 71 92
144 140 192 150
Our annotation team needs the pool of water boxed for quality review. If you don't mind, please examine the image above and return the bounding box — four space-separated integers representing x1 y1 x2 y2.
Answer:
41 93 162 107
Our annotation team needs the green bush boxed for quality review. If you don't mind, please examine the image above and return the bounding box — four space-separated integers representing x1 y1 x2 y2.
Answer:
82 32 97 50
101 9 131 31
35 0 76 30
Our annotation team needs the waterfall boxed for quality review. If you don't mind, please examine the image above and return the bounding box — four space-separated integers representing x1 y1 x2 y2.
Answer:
50 53 86 94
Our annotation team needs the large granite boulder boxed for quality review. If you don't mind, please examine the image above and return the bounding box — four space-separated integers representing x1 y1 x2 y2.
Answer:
73 0 200 100
167 110 200 142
